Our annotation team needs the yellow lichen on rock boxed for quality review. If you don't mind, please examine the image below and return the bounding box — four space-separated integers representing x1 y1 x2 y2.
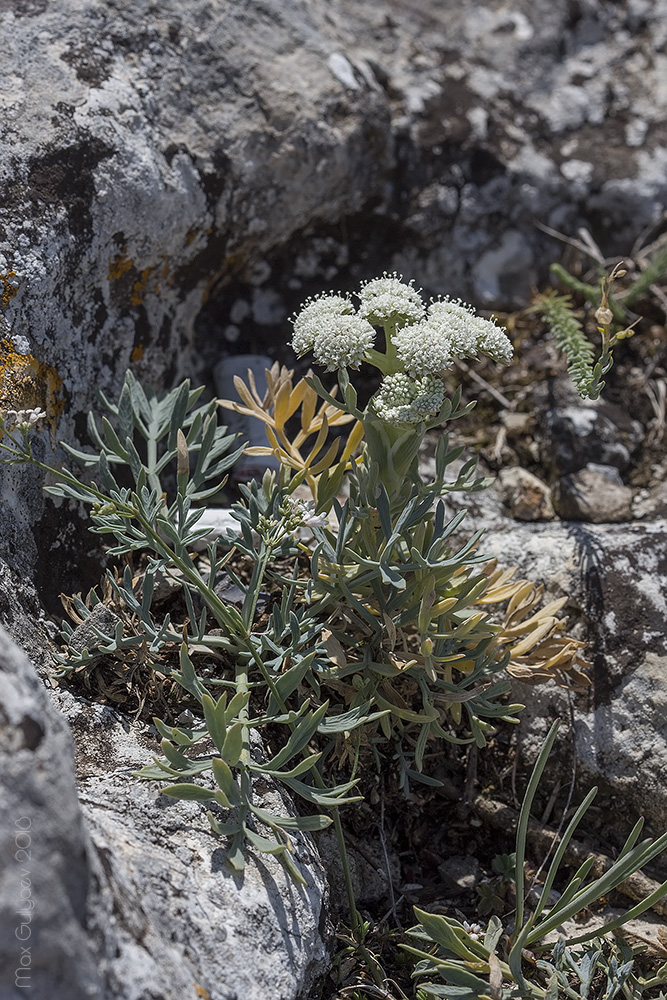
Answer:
0 271 18 308
108 253 134 280
130 266 153 307
0 339 64 432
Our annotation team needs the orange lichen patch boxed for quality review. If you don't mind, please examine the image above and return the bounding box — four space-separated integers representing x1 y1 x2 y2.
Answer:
108 254 134 280
1 271 18 308
110 252 169 304
130 344 144 362
130 266 154 307
0 339 64 433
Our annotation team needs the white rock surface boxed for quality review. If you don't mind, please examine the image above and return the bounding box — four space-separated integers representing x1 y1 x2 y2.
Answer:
482 519 667 833
0 627 330 999
0 626 102 999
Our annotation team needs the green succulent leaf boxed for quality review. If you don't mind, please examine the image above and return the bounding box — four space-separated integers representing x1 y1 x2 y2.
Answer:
161 783 217 801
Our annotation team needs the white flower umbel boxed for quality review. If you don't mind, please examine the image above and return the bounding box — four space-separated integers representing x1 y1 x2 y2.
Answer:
358 273 425 329
372 373 445 425
311 314 376 371
392 319 454 377
292 293 354 358
428 298 513 365
394 298 513 376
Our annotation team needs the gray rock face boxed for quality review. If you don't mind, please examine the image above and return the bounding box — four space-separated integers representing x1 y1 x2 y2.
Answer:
553 463 634 522
0 626 102 1000
534 381 645 477
0 637 330 1000
482 519 667 834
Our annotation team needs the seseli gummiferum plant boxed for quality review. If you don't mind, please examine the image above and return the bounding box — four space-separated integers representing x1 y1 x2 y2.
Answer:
1 278 588 885
1 273 622 958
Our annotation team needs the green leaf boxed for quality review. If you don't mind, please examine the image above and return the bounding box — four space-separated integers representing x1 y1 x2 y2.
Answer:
249 804 333 832
226 831 246 872
202 692 227 753
172 643 207 702
117 380 134 442
244 827 288 855
317 703 391 734
221 722 244 766
412 910 486 963
161 783 216 801
166 380 192 451
101 416 130 461
483 915 504 954
256 752 322 779
207 812 242 837
276 848 308 886
281 775 361 807
264 702 328 771
161 739 192 769
375 693 439 724
211 757 241 806
225 690 250 724
515 720 561 931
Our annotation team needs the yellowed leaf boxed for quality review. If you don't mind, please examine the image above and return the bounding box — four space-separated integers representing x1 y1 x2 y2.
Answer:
272 380 293 429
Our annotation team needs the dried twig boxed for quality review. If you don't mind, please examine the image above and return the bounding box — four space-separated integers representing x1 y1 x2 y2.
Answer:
455 359 515 410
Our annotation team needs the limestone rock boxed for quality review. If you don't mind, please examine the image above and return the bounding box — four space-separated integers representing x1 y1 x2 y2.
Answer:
497 466 555 521
481 520 667 833
68 602 122 653
534 382 645 476
553 463 634 523
52 692 331 1000
0 625 102 1000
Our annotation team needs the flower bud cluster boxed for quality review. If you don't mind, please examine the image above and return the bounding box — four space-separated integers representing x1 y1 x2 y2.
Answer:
373 373 445 425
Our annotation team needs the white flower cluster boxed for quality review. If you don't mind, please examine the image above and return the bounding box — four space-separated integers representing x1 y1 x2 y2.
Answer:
280 496 328 530
292 294 352 356
292 278 512 375
358 273 425 328
373 373 445 425
394 297 513 377
291 293 375 371
1 407 47 432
